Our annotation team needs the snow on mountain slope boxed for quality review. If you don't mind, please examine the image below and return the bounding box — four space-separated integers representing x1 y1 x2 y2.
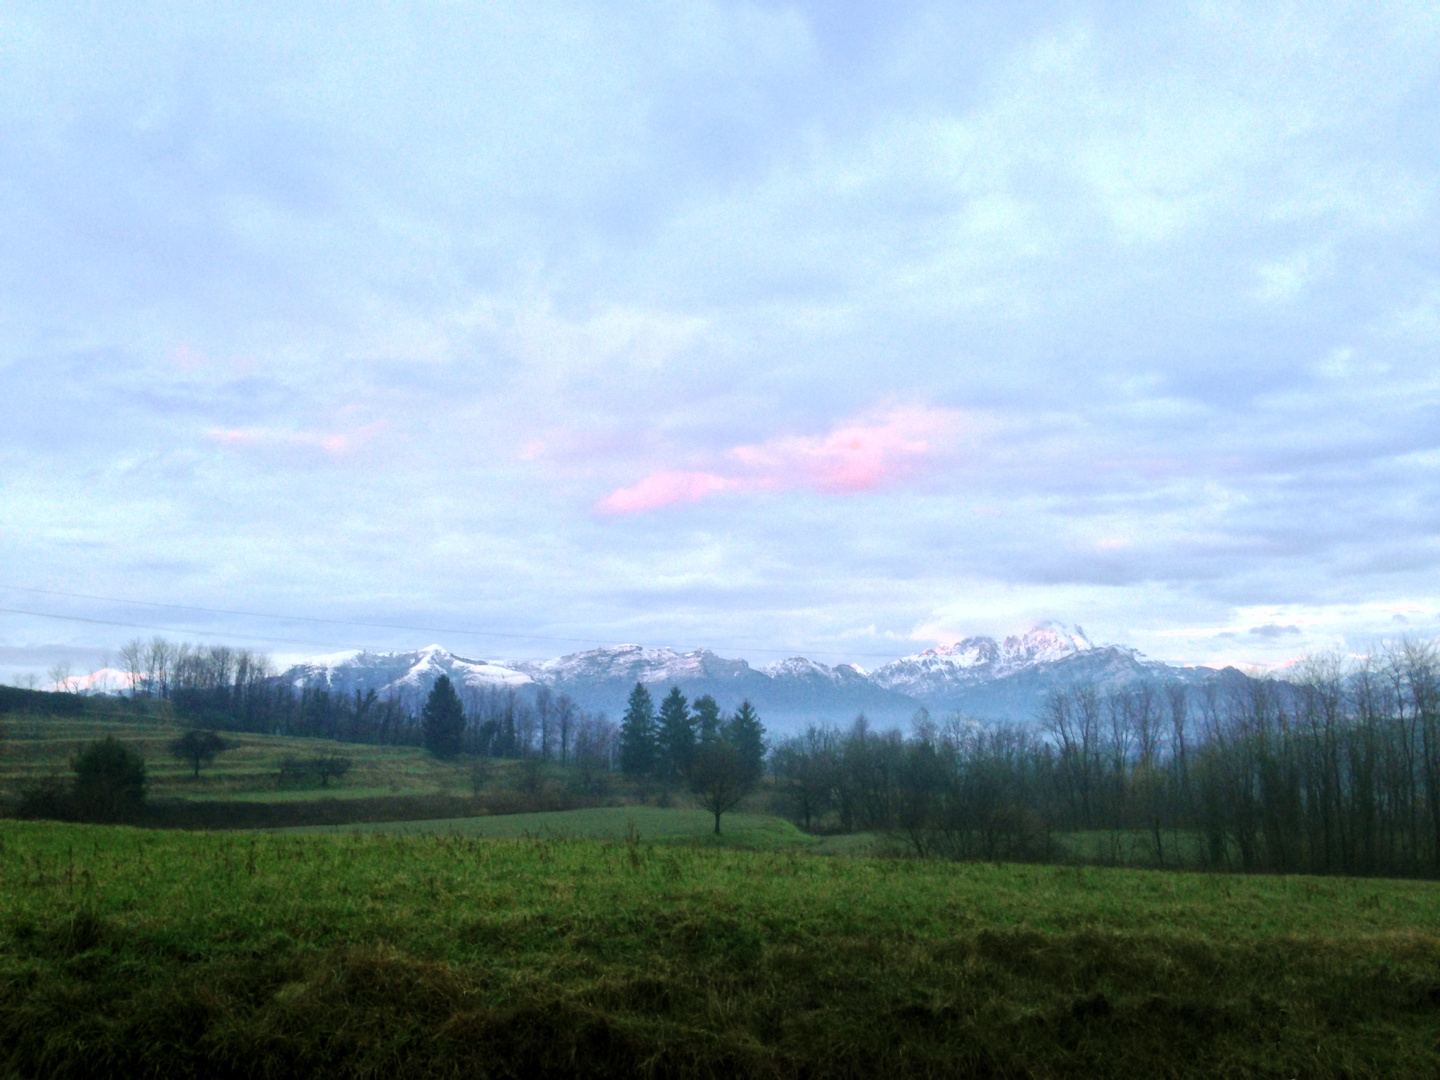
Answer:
286 645 531 699
871 622 1095 697
512 645 754 687
759 657 872 684
50 667 140 694
245 620 1247 729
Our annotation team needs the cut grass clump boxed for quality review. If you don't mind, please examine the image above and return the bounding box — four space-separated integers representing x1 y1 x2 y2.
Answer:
2 820 1439 1077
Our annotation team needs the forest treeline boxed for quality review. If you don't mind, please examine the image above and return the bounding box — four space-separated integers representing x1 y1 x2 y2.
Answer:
109 637 620 770
773 641 1440 879
52 635 1440 878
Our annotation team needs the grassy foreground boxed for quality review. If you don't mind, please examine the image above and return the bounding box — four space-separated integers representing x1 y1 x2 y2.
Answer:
2 820 1439 1078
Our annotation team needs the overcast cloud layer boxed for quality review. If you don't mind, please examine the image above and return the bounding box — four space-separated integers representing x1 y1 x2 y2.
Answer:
2 1 1439 677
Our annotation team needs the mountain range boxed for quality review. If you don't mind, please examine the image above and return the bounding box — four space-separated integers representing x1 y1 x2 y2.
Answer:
280 623 1249 732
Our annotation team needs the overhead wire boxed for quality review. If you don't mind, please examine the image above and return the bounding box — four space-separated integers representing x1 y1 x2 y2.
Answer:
0 585 920 661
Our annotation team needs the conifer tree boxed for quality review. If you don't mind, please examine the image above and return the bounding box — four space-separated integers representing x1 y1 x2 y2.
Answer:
657 685 695 779
422 674 466 759
726 699 767 785
619 681 658 777
692 694 722 744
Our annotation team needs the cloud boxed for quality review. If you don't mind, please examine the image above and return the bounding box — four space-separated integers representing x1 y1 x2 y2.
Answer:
1248 624 1303 638
208 420 391 458
598 471 747 514
597 405 963 514
3 5 1440 673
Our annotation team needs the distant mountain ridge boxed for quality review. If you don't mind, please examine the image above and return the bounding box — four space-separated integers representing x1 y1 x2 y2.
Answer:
274 622 1246 731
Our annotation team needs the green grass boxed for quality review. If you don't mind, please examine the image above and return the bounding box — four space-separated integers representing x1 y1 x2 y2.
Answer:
2 819 1439 1077
0 713 526 803
287 804 785 837
287 806 897 856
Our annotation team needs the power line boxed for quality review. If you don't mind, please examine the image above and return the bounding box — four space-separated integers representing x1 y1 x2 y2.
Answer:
0 585 623 648
0 588 922 661
0 607 375 652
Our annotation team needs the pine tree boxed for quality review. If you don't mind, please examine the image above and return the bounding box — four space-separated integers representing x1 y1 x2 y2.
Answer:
692 694 722 745
422 674 466 759
657 685 695 779
725 699 767 785
619 682 658 777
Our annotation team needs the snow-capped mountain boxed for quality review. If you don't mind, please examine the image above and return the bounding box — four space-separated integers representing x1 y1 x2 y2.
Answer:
511 645 753 687
285 644 532 704
49 667 140 694
266 621 1246 731
870 622 1096 698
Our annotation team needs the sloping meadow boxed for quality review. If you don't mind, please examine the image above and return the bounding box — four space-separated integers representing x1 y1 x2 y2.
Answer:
1 821 1439 1077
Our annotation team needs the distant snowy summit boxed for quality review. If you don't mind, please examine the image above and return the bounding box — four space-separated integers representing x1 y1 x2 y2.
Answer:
284 643 533 699
270 620 1221 730
869 622 1098 698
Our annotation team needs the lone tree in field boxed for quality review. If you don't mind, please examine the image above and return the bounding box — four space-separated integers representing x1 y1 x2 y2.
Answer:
690 738 749 835
312 753 352 787
422 674 466 759
168 729 231 779
71 736 147 821
689 701 768 834
619 682 658 777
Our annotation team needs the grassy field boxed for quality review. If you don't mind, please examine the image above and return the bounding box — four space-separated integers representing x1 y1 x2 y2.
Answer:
283 805 890 854
0 713 527 803
2 818 1438 1077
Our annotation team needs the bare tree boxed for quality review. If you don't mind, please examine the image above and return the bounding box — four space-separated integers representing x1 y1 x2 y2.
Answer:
47 661 73 693
535 685 553 761
118 639 145 698
690 738 751 834
555 693 577 765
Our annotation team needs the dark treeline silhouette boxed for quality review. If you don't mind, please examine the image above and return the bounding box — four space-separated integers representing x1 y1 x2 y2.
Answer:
114 637 619 765
774 641 1440 878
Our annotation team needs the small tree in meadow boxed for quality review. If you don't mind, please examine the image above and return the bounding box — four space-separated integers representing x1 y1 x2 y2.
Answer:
168 729 231 779
690 738 749 835
313 754 352 787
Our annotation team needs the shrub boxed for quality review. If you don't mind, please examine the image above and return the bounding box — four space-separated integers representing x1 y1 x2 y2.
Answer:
71 737 147 822
15 775 72 820
278 754 352 788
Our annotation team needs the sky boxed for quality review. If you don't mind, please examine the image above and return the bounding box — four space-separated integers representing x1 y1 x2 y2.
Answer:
2 1 1439 681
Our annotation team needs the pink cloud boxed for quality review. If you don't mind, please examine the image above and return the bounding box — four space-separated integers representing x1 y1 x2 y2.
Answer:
208 420 391 457
598 471 747 514
597 405 963 515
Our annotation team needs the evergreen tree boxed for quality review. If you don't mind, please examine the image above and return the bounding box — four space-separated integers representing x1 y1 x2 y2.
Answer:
657 685 695 779
619 681 658 777
692 694 722 744
725 699 767 785
422 674 466 759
